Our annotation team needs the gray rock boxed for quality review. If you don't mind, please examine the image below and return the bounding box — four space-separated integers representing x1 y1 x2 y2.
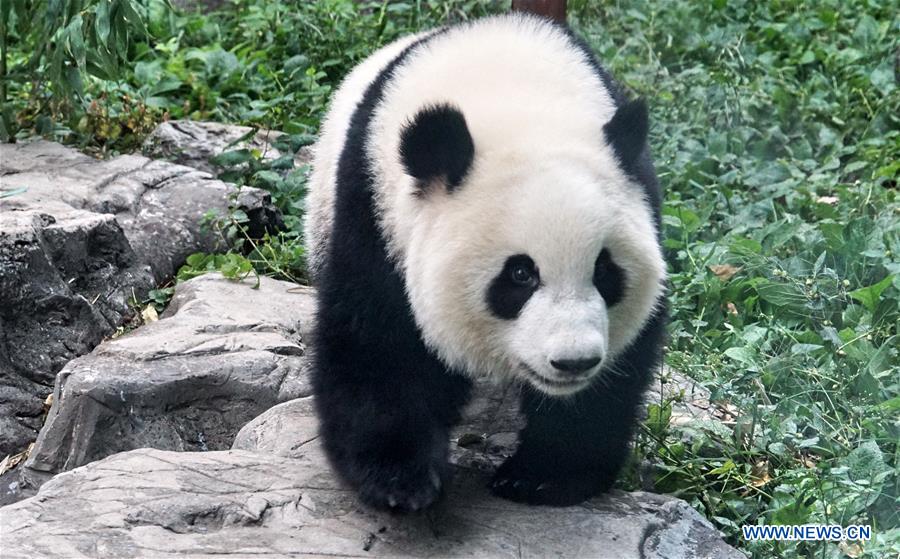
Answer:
0 139 280 456
0 466 34 506
19 273 315 488
227 387 744 558
232 380 525 474
1 447 744 558
233 396 319 457
143 120 313 176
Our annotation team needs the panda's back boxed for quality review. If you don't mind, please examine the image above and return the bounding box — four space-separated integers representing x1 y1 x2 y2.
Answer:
305 15 621 278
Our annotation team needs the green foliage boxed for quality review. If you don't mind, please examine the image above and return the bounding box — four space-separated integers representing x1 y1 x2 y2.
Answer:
0 0 152 141
177 129 314 285
165 1 505 287
177 252 259 287
2 0 505 148
570 1 898 556
5 1 897 556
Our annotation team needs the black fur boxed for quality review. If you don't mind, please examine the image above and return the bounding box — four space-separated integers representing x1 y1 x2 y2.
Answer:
594 248 626 307
400 104 475 191
311 19 667 511
486 254 540 320
603 99 649 178
312 30 472 513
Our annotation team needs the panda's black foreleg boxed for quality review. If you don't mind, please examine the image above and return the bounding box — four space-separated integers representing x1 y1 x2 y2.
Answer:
490 310 665 506
489 379 644 506
312 333 471 512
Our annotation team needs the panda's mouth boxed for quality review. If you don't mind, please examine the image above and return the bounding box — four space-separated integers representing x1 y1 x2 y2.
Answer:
520 364 592 393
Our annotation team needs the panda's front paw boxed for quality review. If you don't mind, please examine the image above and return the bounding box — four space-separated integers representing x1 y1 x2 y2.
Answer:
489 456 613 506
358 461 446 512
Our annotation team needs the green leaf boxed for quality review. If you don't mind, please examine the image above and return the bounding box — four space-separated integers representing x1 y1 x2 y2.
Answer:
117 0 147 37
729 237 762 255
879 397 900 412
211 149 254 168
790 343 823 355
724 346 756 365
843 441 889 483
65 14 85 70
848 275 894 312
662 205 701 232
754 279 808 314
253 170 281 188
95 0 112 46
64 65 83 99
708 459 736 476
771 500 812 526
269 155 295 170
645 402 672 438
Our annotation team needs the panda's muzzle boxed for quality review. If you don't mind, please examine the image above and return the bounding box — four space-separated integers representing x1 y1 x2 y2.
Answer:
520 364 593 393
550 356 602 375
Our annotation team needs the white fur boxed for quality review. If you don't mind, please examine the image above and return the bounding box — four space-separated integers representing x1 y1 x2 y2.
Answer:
304 30 434 279
307 15 666 395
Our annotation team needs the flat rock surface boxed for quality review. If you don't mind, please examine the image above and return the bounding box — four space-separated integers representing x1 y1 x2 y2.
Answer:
20 274 315 488
0 139 280 456
143 120 313 175
1 446 743 558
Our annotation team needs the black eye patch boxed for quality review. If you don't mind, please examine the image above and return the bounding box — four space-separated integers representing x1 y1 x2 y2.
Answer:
594 249 625 306
486 254 539 320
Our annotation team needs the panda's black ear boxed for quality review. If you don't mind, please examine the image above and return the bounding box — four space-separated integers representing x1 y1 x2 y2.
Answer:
603 98 649 174
400 104 474 193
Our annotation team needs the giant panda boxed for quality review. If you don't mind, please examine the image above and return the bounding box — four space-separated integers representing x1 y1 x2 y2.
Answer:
305 13 667 511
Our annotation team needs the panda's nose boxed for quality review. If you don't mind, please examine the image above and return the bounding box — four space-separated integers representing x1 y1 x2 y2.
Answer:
550 356 602 375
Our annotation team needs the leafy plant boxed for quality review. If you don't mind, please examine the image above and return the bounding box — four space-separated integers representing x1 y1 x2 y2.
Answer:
0 0 155 141
570 1 899 556
2 0 506 148
177 252 259 287
177 129 314 285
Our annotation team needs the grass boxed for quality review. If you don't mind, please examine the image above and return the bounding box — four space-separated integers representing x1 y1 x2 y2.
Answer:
4 0 898 557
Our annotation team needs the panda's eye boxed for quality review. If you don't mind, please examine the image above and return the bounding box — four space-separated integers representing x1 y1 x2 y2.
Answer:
487 254 539 320
593 248 626 307
510 263 537 287
595 254 608 277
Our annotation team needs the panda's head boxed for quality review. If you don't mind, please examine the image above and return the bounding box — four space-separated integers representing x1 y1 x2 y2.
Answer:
394 102 666 397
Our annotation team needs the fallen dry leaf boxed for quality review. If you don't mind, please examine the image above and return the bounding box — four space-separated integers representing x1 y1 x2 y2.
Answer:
838 541 863 558
799 453 818 469
816 195 839 205
0 442 34 476
709 264 742 282
142 304 159 323
726 302 739 315
750 458 772 487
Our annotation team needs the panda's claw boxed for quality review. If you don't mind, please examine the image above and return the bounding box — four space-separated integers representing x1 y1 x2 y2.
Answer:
429 468 442 490
490 456 609 506
358 463 445 513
